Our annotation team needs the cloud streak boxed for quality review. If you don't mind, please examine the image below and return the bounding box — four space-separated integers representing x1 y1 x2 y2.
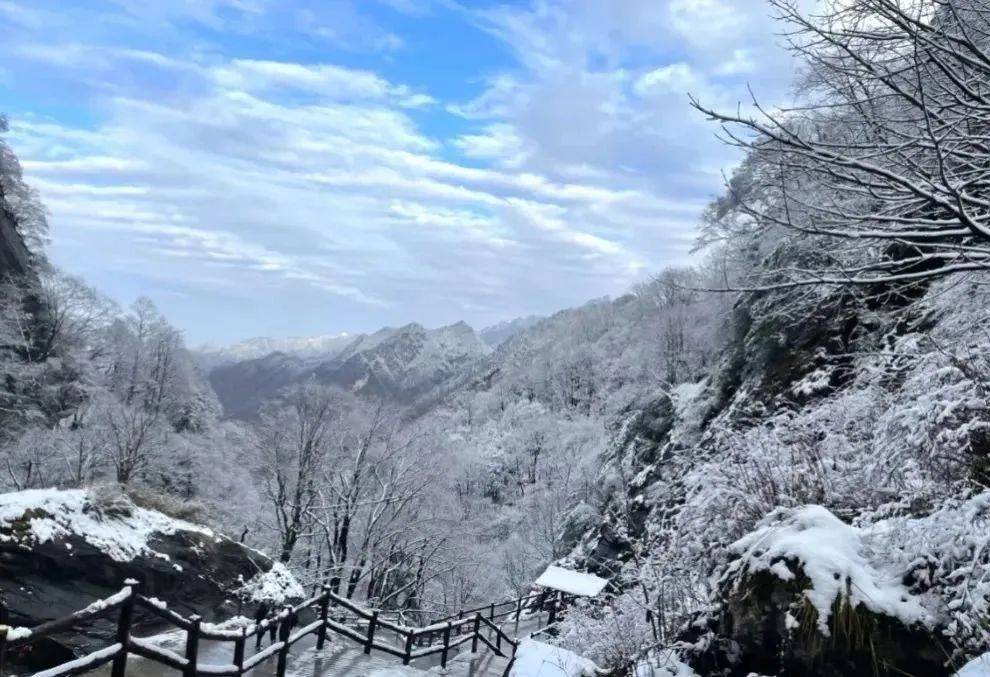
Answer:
0 0 797 342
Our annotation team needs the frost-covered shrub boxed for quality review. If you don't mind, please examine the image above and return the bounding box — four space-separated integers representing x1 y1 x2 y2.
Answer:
556 593 657 670
85 483 136 520
236 562 304 604
125 485 208 524
864 492 990 663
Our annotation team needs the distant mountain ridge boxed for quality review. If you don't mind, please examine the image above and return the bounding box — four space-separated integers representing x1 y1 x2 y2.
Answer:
478 315 544 347
195 332 357 368
203 321 491 418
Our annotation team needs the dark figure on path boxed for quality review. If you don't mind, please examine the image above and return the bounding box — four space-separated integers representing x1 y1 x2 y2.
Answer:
254 603 276 649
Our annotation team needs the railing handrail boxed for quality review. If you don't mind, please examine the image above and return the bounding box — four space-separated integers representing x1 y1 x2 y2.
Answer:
5 587 133 648
0 580 571 676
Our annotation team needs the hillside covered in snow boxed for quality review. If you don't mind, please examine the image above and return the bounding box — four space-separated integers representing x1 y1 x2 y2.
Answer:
3 1 990 676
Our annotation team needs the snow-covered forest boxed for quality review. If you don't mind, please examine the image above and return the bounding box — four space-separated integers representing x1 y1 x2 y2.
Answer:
3 1 990 676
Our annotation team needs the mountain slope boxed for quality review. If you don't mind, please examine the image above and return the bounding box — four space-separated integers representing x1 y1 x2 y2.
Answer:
195 332 357 369
207 322 491 417
479 315 543 348
554 277 990 675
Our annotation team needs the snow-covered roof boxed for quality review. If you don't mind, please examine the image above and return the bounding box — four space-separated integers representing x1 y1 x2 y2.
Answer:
534 566 607 597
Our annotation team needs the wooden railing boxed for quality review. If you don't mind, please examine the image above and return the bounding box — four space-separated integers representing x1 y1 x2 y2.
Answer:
0 582 569 677
428 590 570 628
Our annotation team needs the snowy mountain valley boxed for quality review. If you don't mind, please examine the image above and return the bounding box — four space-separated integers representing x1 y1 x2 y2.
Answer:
3 1 990 676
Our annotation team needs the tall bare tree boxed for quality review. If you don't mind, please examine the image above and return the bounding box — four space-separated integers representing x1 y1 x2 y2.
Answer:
256 383 344 563
695 0 990 289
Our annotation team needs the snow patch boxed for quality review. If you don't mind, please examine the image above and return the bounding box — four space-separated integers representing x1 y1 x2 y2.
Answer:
634 650 697 677
0 488 213 562
957 653 990 677
510 639 599 677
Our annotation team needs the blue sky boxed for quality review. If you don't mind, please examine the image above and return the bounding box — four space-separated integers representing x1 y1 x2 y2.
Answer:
0 0 798 345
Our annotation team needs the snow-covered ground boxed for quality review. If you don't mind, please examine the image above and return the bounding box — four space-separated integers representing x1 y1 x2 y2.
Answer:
958 654 990 677
509 640 598 677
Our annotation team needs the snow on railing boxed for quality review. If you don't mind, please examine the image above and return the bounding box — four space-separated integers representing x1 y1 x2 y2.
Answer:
0 581 567 676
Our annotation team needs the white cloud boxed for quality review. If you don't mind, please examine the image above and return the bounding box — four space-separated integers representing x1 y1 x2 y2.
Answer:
210 59 437 108
7 41 666 337
0 1 47 28
634 63 697 97
454 123 529 168
0 0 800 341
21 156 152 174
213 60 393 99
715 49 756 76
668 0 744 45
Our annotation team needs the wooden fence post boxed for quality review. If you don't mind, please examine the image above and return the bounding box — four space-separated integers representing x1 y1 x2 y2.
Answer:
111 581 138 677
0 626 7 677
316 585 330 650
471 614 481 653
364 611 378 655
646 609 658 641
234 628 246 675
276 606 292 677
440 621 452 668
184 615 201 677
0 587 8 677
489 603 495 621
516 596 523 621
402 631 414 665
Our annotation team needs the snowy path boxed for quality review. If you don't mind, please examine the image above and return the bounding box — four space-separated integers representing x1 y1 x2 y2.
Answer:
87 610 551 677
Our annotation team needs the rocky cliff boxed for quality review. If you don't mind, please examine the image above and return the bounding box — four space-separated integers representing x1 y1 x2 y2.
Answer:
0 201 31 278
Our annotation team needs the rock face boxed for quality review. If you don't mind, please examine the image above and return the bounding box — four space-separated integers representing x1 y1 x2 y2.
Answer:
702 568 950 677
0 201 31 278
0 488 296 668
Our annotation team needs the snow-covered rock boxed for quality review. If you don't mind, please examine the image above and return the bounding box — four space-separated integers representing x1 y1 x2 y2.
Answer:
725 505 930 635
711 504 951 676
0 487 214 562
0 487 300 669
237 562 304 603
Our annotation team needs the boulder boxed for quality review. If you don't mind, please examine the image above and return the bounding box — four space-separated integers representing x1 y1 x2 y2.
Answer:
0 487 300 669
694 506 952 676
